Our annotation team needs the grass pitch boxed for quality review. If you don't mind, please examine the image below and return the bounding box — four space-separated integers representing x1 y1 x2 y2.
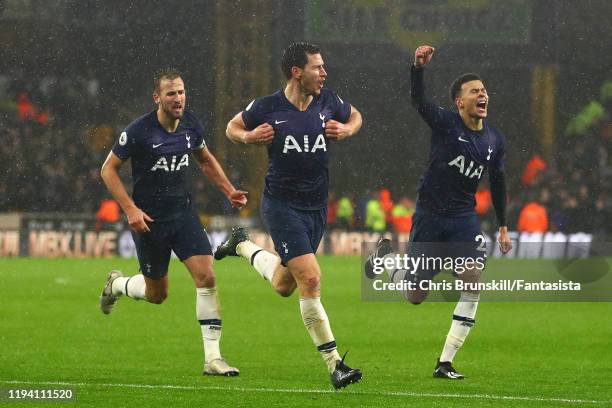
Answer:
1 256 611 407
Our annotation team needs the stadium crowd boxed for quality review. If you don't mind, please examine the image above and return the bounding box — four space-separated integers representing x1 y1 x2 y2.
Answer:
0 72 108 213
1 75 610 237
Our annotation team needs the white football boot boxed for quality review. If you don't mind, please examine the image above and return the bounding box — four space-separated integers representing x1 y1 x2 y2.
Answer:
203 359 240 377
100 270 123 314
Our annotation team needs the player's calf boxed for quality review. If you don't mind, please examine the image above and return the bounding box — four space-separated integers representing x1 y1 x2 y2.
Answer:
144 276 168 304
456 267 482 294
271 266 297 297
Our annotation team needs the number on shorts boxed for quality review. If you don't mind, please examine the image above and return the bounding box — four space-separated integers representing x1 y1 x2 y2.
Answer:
475 234 486 252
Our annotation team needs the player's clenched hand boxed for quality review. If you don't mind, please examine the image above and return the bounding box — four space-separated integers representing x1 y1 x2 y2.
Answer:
325 120 351 141
414 45 435 68
126 207 153 233
498 226 512 254
228 189 248 209
244 123 274 145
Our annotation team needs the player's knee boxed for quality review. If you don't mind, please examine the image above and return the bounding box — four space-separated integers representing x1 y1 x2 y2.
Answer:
194 273 215 288
302 274 320 292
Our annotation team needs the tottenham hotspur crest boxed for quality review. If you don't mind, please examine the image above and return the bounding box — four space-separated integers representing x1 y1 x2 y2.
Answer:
186 134 191 149
486 146 493 161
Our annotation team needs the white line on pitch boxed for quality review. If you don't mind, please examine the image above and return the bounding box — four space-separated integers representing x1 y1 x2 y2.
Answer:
1 379 605 405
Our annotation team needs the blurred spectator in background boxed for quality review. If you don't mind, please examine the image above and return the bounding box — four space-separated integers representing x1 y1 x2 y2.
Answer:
365 191 385 232
336 195 354 230
94 198 120 231
17 91 36 121
379 188 394 231
327 192 338 228
391 196 414 234
521 154 546 187
475 186 492 216
517 195 549 233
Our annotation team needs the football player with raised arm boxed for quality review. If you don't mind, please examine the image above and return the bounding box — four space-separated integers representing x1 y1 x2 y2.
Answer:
215 42 363 389
366 45 512 379
99 68 247 376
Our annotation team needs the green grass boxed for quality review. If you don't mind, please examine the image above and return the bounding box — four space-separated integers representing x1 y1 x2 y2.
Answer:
1 256 611 407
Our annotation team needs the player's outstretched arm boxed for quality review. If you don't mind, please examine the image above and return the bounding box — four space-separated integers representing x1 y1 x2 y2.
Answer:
325 105 362 141
226 112 274 145
411 45 436 108
193 146 248 209
100 151 153 233
410 44 450 129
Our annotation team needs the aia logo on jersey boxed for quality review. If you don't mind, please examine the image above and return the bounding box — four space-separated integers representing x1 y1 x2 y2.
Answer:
448 155 484 179
283 134 327 154
150 154 189 172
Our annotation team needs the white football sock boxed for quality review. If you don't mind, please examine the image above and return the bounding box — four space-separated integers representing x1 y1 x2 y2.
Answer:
384 253 411 284
300 297 341 373
440 291 480 363
112 274 146 300
197 287 222 363
237 241 279 282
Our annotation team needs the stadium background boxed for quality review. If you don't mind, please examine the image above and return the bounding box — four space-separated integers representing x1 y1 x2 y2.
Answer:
1 0 611 241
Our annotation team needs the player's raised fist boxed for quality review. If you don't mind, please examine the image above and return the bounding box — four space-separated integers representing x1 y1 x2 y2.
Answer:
414 45 435 68
245 123 274 145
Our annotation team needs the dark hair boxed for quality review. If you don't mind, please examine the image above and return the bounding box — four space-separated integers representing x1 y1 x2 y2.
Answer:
153 67 183 93
449 73 482 103
281 42 321 80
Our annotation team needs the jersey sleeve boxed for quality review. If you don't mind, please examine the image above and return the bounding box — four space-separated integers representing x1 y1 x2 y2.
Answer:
411 66 455 131
111 124 139 161
491 132 506 172
192 115 207 150
489 132 508 226
329 92 351 123
241 98 266 130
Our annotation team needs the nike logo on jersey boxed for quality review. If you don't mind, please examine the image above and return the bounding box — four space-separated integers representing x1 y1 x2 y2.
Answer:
458 136 469 142
153 143 163 148
275 120 288 124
